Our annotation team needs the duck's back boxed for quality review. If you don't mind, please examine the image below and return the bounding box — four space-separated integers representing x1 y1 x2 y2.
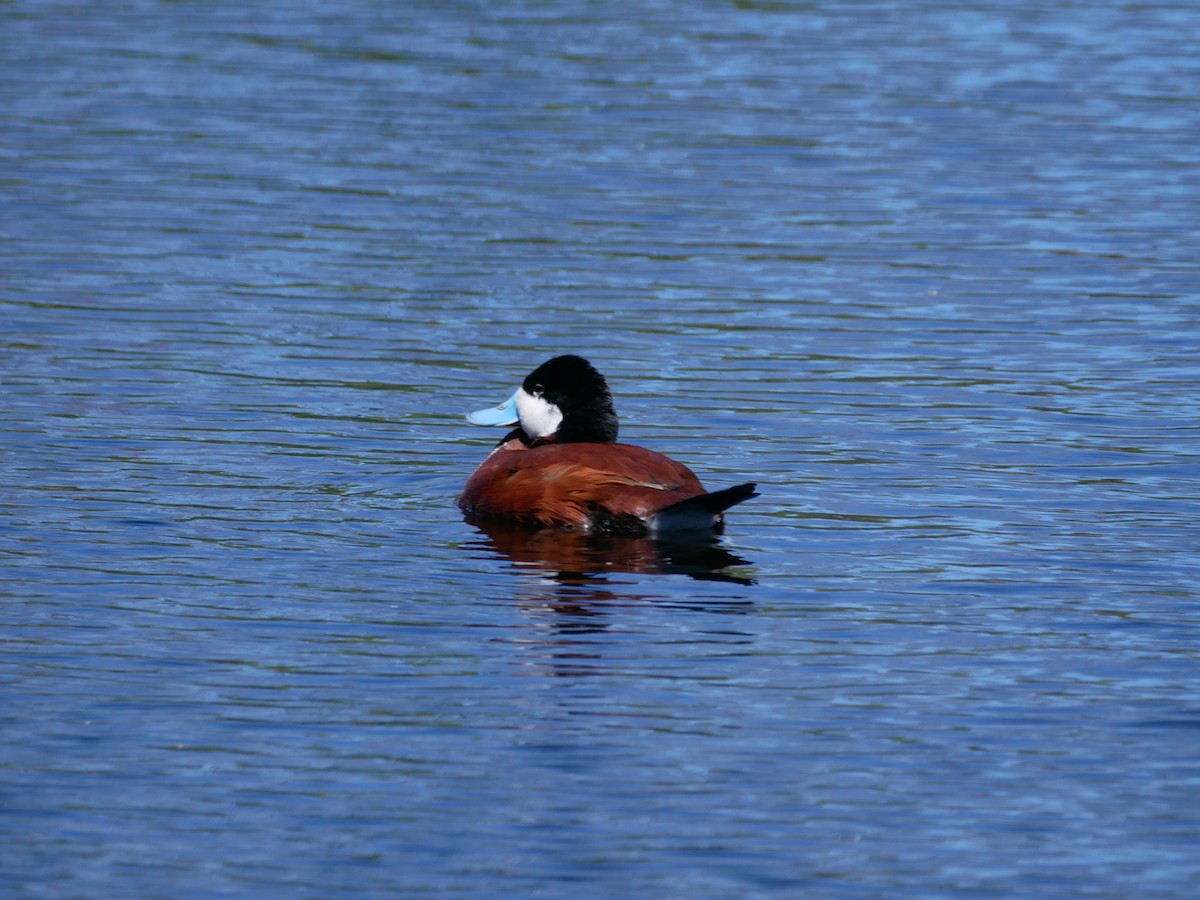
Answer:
459 438 706 532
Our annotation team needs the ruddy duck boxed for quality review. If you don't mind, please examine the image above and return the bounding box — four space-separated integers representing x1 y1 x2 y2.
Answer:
459 355 758 534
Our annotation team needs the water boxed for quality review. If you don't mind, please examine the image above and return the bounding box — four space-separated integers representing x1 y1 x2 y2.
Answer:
3 1 1199 895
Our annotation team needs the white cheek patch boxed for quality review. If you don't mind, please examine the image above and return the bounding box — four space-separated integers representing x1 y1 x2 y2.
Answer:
515 387 563 439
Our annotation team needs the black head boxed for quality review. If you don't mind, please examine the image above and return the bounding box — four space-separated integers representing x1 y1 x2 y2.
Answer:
521 355 619 443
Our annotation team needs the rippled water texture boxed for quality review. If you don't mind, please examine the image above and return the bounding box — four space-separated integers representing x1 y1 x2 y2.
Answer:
3 1 1199 895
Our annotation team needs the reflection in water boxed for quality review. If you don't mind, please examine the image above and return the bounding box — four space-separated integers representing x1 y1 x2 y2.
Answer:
466 520 757 676
466 518 756 627
466 518 757 588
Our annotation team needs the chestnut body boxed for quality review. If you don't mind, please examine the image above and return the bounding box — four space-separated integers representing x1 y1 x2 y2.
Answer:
460 435 711 532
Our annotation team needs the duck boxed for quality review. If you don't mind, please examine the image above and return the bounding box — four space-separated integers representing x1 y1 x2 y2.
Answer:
459 355 758 535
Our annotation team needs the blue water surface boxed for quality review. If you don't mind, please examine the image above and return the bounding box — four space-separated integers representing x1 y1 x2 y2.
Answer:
3 1 1199 896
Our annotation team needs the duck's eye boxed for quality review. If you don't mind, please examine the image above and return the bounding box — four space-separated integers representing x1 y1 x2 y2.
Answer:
530 383 544 395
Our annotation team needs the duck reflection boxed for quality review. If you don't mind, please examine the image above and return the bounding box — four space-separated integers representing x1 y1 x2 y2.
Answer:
467 517 757 589
464 521 757 677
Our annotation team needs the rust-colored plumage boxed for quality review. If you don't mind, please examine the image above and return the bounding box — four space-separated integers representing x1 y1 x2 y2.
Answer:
461 436 707 531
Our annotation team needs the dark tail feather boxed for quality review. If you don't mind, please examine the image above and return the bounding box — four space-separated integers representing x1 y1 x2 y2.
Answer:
649 483 759 534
